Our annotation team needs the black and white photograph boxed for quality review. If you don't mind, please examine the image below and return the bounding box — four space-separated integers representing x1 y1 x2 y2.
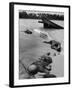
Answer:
9 2 70 87
19 10 64 79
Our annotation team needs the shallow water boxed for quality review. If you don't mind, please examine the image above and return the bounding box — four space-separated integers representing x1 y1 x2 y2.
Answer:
19 19 64 79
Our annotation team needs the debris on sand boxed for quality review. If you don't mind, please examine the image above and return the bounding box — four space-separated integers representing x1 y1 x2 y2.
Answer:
43 74 56 78
40 32 48 39
34 29 52 40
21 29 32 34
43 40 62 52
46 52 51 56
27 55 55 78
53 53 56 56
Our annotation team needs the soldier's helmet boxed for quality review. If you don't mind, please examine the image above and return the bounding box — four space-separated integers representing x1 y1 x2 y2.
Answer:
27 64 38 75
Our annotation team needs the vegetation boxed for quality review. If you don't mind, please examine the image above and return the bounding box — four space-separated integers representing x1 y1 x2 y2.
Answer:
19 11 64 20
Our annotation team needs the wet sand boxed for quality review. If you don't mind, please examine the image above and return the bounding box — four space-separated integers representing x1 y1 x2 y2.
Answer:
19 19 64 79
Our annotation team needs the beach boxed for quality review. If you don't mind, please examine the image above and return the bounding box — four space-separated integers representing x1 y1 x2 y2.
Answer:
19 19 64 79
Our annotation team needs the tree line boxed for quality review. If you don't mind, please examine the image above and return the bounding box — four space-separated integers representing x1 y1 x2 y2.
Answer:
19 11 64 20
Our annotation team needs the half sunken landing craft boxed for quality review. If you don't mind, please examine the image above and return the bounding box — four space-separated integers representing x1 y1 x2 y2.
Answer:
38 17 64 29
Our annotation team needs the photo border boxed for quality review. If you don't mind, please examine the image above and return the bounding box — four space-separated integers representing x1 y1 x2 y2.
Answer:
9 2 70 88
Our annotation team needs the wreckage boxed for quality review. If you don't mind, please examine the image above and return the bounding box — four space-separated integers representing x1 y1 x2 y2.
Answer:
27 55 56 78
38 16 64 29
21 29 32 34
43 40 62 52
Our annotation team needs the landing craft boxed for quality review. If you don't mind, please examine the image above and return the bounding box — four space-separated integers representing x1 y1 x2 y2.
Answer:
38 17 64 29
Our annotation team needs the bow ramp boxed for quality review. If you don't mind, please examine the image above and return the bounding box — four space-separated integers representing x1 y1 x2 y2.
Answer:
38 17 64 29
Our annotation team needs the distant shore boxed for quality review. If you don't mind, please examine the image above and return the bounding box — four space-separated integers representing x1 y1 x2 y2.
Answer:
19 11 64 20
